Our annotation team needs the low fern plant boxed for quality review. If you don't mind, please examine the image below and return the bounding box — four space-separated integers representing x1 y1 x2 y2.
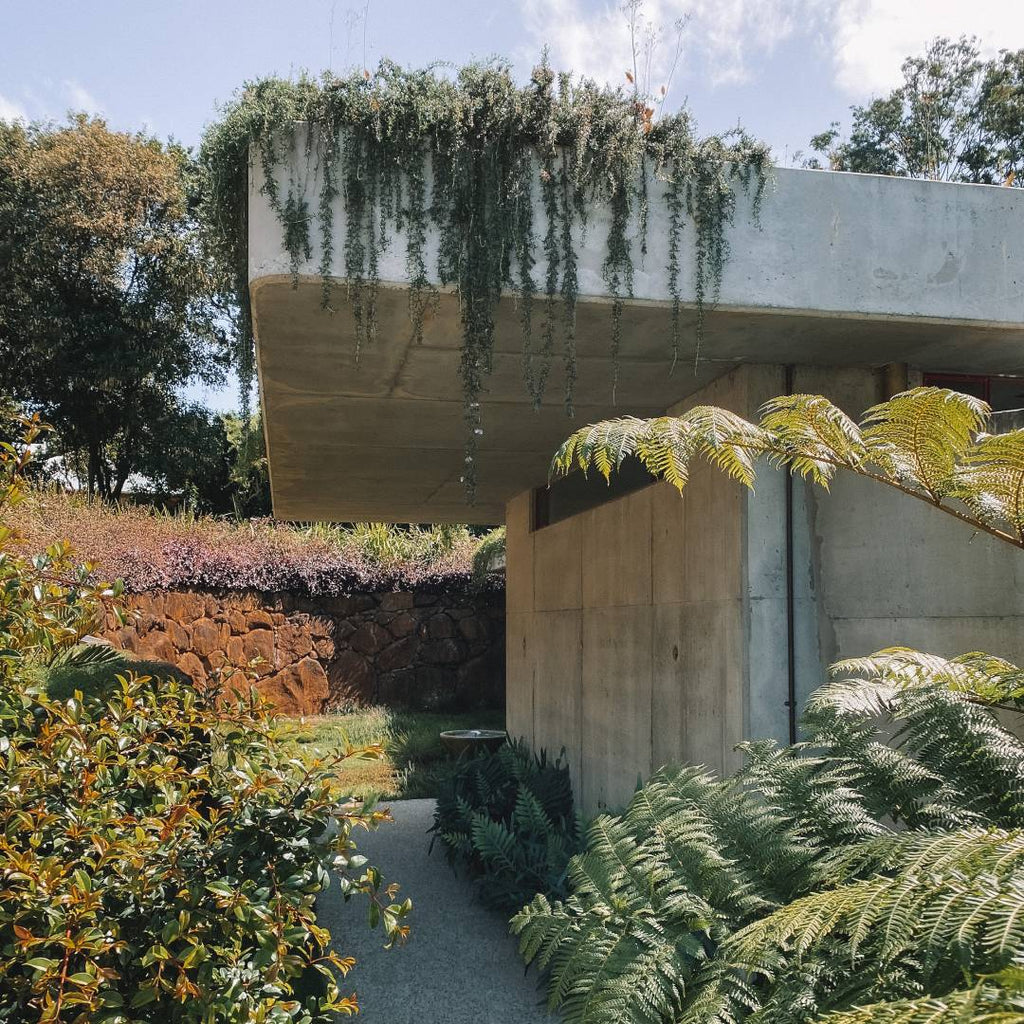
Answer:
431 739 582 912
512 650 1024 1022
514 386 1024 1021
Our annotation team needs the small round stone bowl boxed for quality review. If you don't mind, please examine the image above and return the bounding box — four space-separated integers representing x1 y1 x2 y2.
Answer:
439 728 507 758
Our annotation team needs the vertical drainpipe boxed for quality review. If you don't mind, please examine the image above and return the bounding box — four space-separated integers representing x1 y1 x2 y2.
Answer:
784 364 797 744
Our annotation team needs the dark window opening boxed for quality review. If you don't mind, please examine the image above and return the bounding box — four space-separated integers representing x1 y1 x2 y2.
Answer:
532 458 655 531
923 372 1024 412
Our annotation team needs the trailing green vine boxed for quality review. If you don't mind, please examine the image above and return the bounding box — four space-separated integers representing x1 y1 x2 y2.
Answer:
199 59 770 500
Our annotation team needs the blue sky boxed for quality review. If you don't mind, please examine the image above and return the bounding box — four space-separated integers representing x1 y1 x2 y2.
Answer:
3 0 1022 409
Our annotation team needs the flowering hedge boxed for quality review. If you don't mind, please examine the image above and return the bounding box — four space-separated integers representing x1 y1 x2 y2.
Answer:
11 490 501 595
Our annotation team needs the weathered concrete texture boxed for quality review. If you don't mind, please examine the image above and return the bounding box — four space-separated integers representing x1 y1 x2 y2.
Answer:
505 365 786 813
318 799 555 1024
507 361 1024 812
103 587 505 716
250 134 1024 524
252 144 1024 327
795 363 1024 677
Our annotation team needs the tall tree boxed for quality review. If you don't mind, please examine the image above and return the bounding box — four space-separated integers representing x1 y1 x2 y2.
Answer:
808 36 1024 185
0 115 230 498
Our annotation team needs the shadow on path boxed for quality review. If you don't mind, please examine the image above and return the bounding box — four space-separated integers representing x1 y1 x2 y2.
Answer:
318 798 557 1023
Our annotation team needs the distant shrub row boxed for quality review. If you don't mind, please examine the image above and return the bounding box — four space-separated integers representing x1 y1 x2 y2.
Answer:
10 489 504 595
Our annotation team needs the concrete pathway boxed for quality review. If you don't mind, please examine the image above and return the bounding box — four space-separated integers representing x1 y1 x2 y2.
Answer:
318 798 557 1023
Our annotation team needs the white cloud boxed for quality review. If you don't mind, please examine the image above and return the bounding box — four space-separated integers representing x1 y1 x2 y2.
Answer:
519 0 1024 106
518 0 810 95
64 79 102 115
0 92 27 122
828 0 1024 97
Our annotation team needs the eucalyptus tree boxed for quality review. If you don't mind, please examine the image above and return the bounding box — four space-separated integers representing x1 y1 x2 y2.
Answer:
809 36 1024 186
0 115 231 498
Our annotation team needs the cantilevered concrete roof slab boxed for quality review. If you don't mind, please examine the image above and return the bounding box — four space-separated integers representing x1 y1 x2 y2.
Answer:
249 149 1024 524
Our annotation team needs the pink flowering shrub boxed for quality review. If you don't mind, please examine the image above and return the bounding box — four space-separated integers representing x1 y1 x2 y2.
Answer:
9 490 498 595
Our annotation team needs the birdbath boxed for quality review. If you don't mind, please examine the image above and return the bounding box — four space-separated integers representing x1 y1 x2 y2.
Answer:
439 729 506 758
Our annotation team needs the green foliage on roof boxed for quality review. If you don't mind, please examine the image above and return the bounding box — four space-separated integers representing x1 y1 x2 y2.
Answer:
199 59 770 499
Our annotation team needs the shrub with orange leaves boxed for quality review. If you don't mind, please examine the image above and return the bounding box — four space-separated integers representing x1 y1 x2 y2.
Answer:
0 421 410 1021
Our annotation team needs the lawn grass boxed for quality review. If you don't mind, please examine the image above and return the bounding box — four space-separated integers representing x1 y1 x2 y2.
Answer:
275 707 506 800
35 652 503 801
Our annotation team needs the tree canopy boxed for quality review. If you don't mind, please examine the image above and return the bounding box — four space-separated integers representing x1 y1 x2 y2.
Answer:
808 36 1024 185
0 115 231 499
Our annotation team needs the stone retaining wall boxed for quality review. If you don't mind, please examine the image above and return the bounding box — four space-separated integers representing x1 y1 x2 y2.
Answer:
102 587 504 716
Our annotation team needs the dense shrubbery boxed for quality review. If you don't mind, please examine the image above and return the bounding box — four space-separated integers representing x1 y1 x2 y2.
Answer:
512 650 1024 1022
431 740 581 913
0 673 412 1021
471 526 506 580
9 488 501 595
0 419 410 1020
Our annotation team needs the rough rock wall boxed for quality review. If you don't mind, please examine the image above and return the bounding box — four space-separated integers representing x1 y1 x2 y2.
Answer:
102 588 505 716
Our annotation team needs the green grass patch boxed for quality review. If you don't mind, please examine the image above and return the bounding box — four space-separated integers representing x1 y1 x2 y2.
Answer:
275 707 506 800
37 653 503 801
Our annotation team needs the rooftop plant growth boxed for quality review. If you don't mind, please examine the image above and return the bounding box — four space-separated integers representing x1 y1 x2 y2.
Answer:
199 60 770 498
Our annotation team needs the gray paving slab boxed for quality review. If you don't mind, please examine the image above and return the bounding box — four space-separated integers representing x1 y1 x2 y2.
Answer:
317 798 557 1023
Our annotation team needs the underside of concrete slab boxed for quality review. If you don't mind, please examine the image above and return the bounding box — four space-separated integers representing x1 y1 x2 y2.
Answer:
254 278 1024 523
249 139 1024 523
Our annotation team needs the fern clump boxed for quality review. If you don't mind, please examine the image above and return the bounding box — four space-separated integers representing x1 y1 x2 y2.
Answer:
512 649 1024 1022
430 738 581 912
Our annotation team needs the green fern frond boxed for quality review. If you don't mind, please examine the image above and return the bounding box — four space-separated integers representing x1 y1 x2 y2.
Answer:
860 387 989 501
719 828 1024 1010
957 429 1024 540
760 393 867 487
814 984 1024 1024
514 646 1024 1023
47 641 125 669
550 386 1024 548
826 648 1024 708
551 407 765 491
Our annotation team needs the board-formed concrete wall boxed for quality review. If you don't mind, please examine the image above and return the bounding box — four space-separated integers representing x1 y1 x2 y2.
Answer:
506 365 786 813
506 362 1024 814
791 366 1024 697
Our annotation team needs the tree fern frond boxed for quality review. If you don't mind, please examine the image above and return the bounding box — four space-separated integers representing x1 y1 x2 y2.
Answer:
956 429 1024 540
814 983 1024 1024
550 385 1024 549
550 408 765 491
47 640 124 669
551 416 653 482
861 387 989 501
759 393 867 486
513 656 1024 1022
679 406 768 486
827 648 1024 708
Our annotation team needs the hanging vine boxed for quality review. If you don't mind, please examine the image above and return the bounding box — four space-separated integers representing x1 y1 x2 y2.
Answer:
199 59 771 501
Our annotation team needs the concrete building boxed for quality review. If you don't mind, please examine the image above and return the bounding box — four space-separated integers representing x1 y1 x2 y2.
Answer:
250 146 1024 813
